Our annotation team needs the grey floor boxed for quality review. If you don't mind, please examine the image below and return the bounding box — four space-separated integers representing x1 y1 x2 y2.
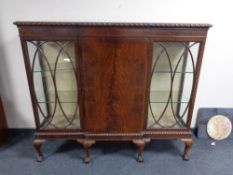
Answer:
0 132 232 175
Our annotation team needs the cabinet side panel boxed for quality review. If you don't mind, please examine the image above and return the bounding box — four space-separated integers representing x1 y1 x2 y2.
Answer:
0 97 8 143
81 38 149 133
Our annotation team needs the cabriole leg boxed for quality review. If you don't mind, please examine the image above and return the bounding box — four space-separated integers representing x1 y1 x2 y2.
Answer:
181 138 193 161
78 139 95 163
133 139 146 162
33 139 44 162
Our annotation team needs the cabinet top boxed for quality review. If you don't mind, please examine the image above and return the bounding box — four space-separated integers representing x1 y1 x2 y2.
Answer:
14 21 212 28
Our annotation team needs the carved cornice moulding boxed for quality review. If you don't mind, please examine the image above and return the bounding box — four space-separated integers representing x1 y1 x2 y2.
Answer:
14 21 212 28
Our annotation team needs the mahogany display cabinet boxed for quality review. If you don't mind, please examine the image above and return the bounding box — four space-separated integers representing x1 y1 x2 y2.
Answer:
14 21 211 163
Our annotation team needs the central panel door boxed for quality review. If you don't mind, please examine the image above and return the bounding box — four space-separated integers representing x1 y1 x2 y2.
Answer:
80 38 150 133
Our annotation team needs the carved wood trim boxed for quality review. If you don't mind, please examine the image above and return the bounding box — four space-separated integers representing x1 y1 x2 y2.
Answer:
14 21 212 28
35 130 191 136
143 131 192 135
85 133 143 136
36 132 84 136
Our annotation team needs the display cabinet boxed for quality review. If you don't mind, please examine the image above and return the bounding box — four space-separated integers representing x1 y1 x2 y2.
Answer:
14 21 211 163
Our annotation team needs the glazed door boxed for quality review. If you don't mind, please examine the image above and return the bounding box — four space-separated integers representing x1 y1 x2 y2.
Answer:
147 42 200 129
80 38 150 133
26 41 81 130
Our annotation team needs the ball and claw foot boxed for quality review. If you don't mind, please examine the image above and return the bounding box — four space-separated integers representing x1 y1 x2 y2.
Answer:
84 156 91 164
136 154 144 162
37 155 43 162
183 154 189 161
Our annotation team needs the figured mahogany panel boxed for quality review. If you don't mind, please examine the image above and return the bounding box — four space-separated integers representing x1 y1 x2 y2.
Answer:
80 38 150 133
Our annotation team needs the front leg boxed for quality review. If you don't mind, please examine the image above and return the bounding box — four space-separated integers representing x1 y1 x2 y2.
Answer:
133 139 147 162
78 139 95 163
181 138 193 161
33 139 44 162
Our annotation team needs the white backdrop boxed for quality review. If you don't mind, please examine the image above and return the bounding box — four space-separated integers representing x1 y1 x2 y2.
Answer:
0 0 232 128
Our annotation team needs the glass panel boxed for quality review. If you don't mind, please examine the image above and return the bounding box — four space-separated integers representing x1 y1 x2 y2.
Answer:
27 41 80 129
148 42 200 129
